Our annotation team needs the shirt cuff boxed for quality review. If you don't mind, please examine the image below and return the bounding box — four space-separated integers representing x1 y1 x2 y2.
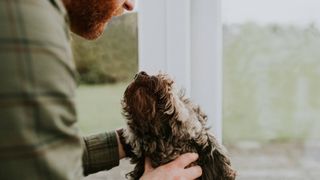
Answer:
82 131 120 176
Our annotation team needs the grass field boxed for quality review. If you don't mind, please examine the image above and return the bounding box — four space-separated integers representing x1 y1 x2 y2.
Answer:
76 83 128 135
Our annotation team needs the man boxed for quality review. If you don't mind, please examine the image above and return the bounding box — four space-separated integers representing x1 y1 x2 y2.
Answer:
0 0 202 179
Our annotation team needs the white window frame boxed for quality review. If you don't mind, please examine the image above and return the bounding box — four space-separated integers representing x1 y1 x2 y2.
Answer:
138 0 222 142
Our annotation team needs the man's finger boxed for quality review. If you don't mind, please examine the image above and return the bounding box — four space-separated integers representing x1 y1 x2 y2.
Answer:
171 153 199 168
184 165 203 179
144 157 154 173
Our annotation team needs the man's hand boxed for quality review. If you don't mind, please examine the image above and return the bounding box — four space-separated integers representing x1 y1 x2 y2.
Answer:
140 153 202 180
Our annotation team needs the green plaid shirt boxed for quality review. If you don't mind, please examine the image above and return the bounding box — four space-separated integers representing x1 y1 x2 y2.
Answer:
0 0 120 179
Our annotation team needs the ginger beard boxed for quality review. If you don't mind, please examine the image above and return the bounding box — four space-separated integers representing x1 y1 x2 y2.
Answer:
63 0 126 40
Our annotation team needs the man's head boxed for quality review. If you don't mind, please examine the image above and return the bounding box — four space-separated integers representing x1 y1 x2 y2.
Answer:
62 0 135 40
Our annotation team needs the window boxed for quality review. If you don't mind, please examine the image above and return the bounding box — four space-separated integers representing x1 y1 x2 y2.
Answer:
223 0 320 179
79 0 320 179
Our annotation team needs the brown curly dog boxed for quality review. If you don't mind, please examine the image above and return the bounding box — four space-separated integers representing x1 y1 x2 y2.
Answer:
122 71 237 180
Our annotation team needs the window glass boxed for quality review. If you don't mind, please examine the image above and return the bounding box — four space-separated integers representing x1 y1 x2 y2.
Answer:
223 0 320 179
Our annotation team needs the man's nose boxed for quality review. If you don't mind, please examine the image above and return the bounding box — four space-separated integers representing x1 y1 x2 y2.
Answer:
123 0 135 11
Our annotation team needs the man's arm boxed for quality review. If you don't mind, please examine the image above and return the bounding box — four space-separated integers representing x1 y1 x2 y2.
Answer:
82 131 125 176
82 131 202 179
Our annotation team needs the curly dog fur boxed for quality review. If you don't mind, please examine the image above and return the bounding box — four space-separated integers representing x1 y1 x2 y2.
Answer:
122 71 236 180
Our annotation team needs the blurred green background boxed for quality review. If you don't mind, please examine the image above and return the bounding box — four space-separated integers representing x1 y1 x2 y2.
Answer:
73 13 320 143
72 13 138 84
72 13 138 135
223 23 320 143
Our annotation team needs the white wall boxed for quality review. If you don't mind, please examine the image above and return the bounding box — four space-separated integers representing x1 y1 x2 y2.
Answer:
138 0 222 142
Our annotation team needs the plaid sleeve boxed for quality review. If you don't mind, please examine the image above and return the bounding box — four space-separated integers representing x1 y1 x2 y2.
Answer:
0 0 121 179
82 131 120 176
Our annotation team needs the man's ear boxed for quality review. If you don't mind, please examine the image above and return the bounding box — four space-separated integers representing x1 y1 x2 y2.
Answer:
61 0 70 6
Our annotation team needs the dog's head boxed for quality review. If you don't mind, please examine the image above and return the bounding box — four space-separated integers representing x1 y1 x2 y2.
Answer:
122 71 207 146
122 72 237 180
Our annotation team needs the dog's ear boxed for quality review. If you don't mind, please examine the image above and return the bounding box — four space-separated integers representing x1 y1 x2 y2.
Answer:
198 134 236 180
127 87 157 122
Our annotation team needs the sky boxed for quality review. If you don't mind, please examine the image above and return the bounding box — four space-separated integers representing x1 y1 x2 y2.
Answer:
222 0 320 26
